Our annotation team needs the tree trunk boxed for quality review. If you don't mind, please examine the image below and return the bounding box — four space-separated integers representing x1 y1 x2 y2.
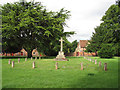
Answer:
27 49 33 58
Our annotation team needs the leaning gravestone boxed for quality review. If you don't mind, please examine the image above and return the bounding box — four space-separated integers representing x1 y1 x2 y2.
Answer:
8 59 11 64
55 37 68 61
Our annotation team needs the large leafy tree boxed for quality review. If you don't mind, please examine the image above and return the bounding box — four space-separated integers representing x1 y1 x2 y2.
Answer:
2 1 74 57
85 2 120 56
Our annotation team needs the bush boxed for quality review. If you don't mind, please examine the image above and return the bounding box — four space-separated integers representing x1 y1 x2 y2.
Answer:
98 44 115 58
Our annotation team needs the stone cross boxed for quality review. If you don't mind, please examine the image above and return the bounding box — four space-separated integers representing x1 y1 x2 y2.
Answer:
8 59 11 64
104 63 107 71
12 61 14 68
59 37 64 52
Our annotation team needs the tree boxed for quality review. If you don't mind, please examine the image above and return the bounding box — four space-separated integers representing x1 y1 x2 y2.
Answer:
98 44 115 58
69 40 78 53
85 3 120 57
2 1 74 57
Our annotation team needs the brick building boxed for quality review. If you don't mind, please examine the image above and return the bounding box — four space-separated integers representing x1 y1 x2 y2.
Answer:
1 48 42 57
74 40 96 56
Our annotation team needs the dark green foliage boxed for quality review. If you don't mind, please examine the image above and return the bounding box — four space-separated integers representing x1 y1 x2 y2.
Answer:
70 40 78 52
98 44 115 58
1 1 75 57
86 3 120 57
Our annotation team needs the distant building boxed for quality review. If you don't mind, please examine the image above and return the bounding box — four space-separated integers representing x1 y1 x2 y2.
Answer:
2 48 44 57
32 49 39 57
74 40 96 56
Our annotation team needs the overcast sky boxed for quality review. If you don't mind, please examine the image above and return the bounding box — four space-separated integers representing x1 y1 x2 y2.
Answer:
0 0 115 42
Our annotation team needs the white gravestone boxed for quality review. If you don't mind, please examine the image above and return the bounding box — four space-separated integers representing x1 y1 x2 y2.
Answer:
35 57 37 60
25 58 27 61
12 61 14 68
18 58 20 63
33 61 35 69
8 59 11 64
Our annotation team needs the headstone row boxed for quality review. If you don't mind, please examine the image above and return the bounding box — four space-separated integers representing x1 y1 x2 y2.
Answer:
8 57 107 71
84 57 107 71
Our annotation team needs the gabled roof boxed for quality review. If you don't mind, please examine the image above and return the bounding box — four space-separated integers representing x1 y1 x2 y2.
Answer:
78 40 88 48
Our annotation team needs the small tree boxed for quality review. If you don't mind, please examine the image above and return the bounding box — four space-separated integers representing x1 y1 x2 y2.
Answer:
98 44 115 58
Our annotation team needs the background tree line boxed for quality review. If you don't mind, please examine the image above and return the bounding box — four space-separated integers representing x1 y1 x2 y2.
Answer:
85 0 120 58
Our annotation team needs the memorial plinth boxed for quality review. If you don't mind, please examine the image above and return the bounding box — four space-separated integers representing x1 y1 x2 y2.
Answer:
55 51 68 61
55 37 68 61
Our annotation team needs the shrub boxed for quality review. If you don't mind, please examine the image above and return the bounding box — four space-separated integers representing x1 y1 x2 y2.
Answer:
98 44 115 58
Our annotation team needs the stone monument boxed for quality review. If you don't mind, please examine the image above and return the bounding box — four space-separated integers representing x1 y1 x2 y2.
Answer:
55 37 68 61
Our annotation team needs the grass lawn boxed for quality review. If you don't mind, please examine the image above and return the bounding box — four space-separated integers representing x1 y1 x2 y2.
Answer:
2 56 119 88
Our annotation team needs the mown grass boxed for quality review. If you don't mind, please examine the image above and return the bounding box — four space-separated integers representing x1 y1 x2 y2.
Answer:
2 56 119 88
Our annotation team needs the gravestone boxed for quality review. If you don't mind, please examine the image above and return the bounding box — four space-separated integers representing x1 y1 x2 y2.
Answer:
39 57 41 60
92 59 94 62
95 60 97 64
90 59 91 62
8 59 11 64
12 61 14 68
33 61 35 69
99 61 101 67
81 63 83 70
31 57 32 60
35 57 37 60
25 58 27 61
18 58 20 63
55 62 58 69
55 37 68 61
104 63 107 71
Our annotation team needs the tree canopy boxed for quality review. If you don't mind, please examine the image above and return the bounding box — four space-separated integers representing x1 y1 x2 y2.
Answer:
2 1 75 57
85 2 120 56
